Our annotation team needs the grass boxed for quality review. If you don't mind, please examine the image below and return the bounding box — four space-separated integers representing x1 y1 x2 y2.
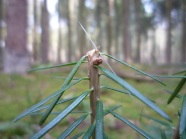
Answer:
0 64 184 138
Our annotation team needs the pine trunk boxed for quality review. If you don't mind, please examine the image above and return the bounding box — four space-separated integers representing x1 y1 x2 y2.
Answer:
57 18 62 63
33 0 40 63
122 0 131 62
134 0 141 63
67 0 73 62
41 0 49 64
78 0 86 58
181 1 186 63
95 0 103 51
165 0 172 64
0 0 5 70
106 0 113 63
4 0 30 74
114 0 121 58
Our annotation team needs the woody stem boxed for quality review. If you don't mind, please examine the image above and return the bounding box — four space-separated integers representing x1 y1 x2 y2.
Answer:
87 50 102 139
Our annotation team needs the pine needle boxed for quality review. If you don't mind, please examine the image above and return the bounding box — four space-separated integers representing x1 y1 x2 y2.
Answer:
79 22 116 75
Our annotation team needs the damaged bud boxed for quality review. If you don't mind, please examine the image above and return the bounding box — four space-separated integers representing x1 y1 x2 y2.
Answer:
87 49 103 66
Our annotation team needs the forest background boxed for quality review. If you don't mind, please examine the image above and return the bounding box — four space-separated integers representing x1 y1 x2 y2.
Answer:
0 0 186 72
0 0 185 138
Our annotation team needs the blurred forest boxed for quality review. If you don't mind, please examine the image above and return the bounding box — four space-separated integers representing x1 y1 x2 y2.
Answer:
0 0 185 74
0 0 186 138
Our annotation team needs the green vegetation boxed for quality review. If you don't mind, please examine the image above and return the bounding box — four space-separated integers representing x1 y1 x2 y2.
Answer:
0 63 185 138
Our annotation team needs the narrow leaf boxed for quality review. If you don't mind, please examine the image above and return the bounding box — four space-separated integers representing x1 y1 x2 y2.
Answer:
53 77 88 80
70 111 89 114
104 132 109 139
96 100 104 139
167 73 186 104
98 66 171 122
28 61 86 72
101 86 131 95
71 132 84 139
142 115 173 128
31 97 78 113
160 129 167 139
104 105 121 115
101 53 165 86
101 85 155 103
164 90 182 99
30 112 60 116
181 130 186 139
179 95 186 135
30 111 89 116
40 56 86 125
82 123 96 139
109 111 152 139
174 70 186 75
58 114 88 139
150 75 186 79
13 78 85 123
79 22 97 50
31 89 92 139
30 111 90 116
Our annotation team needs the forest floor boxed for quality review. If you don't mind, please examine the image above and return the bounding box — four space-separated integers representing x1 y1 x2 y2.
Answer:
0 63 185 139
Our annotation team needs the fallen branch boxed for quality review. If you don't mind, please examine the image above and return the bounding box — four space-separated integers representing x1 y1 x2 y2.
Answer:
115 70 153 82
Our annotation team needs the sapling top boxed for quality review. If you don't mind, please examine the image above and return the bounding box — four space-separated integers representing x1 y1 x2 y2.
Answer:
13 23 172 139
87 49 103 66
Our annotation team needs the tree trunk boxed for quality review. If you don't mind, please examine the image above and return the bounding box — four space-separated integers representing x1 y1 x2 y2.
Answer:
78 0 86 58
67 0 73 62
122 0 131 62
134 0 141 63
41 0 49 64
57 0 63 63
181 0 186 63
4 0 30 74
151 29 156 64
105 0 113 63
57 19 62 63
57 0 68 63
165 0 172 64
0 0 5 70
114 0 122 58
95 0 103 51
33 0 40 63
